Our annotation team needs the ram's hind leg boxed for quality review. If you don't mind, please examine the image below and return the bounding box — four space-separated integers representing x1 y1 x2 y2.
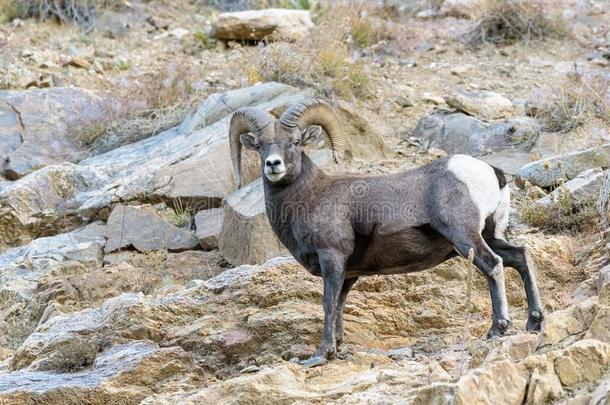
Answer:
449 234 511 338
487 239 544 332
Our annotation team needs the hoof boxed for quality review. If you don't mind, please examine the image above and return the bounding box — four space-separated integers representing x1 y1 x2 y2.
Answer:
526 310 544 333
300 356 327 368
486 318 510 339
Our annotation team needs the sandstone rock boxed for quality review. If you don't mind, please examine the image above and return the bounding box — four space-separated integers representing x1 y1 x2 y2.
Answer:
0 163 108 249
538 298 598 347
334 100 392 161
10 293 204 371
195 208 224 250
212 9 314 41
1 341 202 404
526 358 565 404
178 81 304 135
538 168 608 207
105 205 198 253
0 222 106 348
218 179 287 266
103 250 228 283
0 87 108 179
469 334 538 368
553 339 610 387
599 264 610 290
412 111 513 155
454 360 528 405
144 354 451 404
516 144 610 188
445 89 514 120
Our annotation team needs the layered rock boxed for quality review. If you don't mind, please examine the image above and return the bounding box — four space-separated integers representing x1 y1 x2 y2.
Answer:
538 168 609 208
105 205 198 253
0 87 110 180
0 230 606 404
516 143 610 188
0 222 106 348
0 341 203 404
412 111 538 155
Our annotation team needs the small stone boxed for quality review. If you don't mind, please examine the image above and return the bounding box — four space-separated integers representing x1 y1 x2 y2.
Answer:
590 58 609 67
445 89 514 120
422 92 445 105
63 58 91 69
450 64 474 77
240 365 261 373
428 148 448 157
170 28 189 39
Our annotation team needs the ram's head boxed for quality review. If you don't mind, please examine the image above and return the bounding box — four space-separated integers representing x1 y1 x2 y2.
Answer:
229 100 345 187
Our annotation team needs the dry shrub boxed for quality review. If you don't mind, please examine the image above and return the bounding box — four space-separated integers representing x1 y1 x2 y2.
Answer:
6 0 126 29
521 189 599 234
248 1 393 98
536 70 610 133
91 61 208 153
464 0 565 46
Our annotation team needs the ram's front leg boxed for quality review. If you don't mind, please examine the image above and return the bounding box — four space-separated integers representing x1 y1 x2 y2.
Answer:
301 249 345 368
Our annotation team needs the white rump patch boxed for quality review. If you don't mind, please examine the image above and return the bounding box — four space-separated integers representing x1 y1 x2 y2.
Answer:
447 155 507 233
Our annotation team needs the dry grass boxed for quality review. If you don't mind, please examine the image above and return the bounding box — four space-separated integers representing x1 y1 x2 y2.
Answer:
464 0 565 47
90 61 207 153
521 189 599 234
535 70 610 133
246 1 394 98
2 0 126 29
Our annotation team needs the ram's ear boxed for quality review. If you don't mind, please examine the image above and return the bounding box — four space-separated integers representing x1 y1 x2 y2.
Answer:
301 125 322 145
240 133 258 150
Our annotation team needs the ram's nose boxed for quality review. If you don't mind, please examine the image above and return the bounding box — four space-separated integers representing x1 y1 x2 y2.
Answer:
265 157 283 169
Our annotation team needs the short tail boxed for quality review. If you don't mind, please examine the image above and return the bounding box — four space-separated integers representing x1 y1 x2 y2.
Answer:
492 165 507 189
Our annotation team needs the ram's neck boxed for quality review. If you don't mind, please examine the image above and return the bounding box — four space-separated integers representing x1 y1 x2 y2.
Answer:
263 152 323 222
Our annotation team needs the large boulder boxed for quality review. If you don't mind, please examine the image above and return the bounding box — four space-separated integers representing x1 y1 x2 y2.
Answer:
218 179 287 266
538 168 608 208
0 163 109 249
105 205 199 253
0 341 202 404
194 208 224 250
0 88 109 180
444 89 514 121
0 83 309 248
211 9 314 41
516 143 610 188
413 111 512 155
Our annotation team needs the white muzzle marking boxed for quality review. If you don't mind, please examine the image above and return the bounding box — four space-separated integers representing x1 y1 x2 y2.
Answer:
264 154 286 182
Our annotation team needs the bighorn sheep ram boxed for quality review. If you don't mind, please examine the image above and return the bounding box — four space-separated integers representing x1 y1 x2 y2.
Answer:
229 100 544 367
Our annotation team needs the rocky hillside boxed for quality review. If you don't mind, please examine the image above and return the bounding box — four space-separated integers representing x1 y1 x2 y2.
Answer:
0 0 609 403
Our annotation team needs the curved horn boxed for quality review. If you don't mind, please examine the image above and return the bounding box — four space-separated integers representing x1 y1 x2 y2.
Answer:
279 99 345 162
229 107 274 188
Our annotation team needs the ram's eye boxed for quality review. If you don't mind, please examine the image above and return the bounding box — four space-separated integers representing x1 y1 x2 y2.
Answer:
293 139 300 146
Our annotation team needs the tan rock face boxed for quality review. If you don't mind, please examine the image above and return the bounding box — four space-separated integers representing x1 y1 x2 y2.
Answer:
212 9 314 41
0 229 608 404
